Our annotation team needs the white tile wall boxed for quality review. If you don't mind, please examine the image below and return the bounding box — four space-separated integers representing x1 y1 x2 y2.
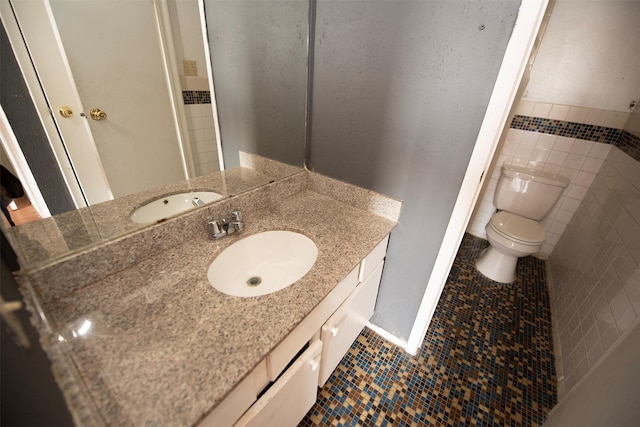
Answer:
184 103 220 176
467 100 630 256
549 146 640 397
468 127 611 256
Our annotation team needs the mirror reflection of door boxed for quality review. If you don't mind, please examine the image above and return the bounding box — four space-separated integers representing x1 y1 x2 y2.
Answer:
11 0 187 203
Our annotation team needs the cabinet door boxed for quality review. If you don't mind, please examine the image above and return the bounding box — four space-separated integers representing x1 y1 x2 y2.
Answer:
318 260 384 386
268 265 359 381
235 340 323 427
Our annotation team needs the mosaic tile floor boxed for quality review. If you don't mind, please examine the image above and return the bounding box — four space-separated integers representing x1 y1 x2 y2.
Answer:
300 234 557 426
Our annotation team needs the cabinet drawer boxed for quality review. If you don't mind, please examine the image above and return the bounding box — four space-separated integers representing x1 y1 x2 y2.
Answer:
235 340 323 427
318 260 384 386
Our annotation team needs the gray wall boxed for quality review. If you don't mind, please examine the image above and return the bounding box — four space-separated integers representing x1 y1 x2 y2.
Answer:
205 0 308 168
309 1 520 339
1 23 75 215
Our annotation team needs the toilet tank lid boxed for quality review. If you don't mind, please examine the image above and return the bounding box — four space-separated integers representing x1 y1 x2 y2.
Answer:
502 164 570 187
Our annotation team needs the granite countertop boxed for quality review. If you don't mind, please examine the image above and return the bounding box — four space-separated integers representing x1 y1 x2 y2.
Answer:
39 189 397 426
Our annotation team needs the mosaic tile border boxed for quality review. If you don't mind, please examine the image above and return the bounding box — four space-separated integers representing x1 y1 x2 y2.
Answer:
511 115 640 162
182 90 211 105
510 115 621 144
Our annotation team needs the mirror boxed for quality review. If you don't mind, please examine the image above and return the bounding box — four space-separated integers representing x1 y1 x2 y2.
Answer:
3 153 302 269
0 0 309 269
204 0 309 169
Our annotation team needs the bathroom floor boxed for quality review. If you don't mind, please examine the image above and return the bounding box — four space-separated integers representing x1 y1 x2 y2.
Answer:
300 234 557 426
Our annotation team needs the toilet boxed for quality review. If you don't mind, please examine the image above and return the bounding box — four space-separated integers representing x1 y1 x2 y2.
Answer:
475 164 569 283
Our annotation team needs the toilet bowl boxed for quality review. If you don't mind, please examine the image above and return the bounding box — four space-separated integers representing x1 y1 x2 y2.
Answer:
476 211 545 283
475 164 569 283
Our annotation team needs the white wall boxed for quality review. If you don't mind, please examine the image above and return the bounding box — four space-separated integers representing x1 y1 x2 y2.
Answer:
625 104 640 137
525 0 640 112
543 318 640 426
549 145 640 397
167 0 208 77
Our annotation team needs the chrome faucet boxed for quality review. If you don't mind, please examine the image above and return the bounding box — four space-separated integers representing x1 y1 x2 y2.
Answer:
207 210 244 240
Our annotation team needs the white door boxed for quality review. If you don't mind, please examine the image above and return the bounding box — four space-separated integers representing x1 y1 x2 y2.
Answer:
9 0 186 202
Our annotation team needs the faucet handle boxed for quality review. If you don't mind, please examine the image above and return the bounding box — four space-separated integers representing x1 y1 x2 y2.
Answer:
207 220 226 240
229 210 244 233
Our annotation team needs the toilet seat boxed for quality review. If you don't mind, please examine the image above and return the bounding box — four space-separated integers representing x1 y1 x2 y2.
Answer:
489 211 545 245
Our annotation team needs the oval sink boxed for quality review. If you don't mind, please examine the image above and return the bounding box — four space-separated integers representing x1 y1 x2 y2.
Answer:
207 231 318 297
130 191 223 224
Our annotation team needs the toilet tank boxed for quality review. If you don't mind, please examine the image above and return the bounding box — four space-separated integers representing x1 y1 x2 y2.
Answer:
494 164 570 220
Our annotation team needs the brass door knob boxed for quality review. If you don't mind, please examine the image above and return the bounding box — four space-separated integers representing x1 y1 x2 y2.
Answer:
58 106 73 118
89 108 107 121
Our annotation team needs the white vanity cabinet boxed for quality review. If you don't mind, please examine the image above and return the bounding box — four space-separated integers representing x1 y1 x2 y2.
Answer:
318 235 388 386
318 257 384 386
201 235 389 427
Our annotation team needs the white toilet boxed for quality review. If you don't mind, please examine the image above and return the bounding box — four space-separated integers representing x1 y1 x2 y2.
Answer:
475 164 569 283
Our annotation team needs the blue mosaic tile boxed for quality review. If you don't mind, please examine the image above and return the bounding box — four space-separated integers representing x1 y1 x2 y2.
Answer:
300 234 557 426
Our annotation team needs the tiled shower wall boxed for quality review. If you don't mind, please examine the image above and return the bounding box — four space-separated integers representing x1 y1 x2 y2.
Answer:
468 101 631 256
182 84 220 176
184 102 219 176
549 144 640 397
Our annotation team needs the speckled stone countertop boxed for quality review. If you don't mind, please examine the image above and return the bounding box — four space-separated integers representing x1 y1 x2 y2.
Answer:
25 183 399 426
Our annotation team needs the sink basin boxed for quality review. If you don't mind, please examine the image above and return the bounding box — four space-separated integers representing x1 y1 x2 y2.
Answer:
207 231 318 297
130 191 223 224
